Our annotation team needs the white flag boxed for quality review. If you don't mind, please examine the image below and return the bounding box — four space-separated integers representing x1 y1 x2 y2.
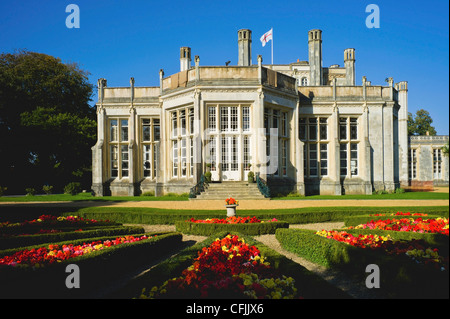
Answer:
260 28 273 47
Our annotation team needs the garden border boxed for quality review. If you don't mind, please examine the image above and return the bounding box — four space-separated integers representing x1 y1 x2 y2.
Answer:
0 231 183 298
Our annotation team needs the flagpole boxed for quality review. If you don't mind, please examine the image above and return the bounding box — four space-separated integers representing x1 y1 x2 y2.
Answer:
271 28 273 65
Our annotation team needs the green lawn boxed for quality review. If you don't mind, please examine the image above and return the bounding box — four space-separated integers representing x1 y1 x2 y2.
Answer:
0 192 189 202
272 191 449 200
1 190 448 202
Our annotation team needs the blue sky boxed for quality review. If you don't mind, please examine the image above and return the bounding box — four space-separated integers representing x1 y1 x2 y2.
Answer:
1 0 448 134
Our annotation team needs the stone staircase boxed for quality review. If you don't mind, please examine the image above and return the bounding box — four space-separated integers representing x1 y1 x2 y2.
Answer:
192 181 269 200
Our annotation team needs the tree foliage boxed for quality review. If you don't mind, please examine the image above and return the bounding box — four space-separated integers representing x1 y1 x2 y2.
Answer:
0 50 96 194
407 109 437 136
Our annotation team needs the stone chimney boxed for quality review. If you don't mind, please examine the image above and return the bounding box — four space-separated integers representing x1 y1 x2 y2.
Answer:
238 29 252 66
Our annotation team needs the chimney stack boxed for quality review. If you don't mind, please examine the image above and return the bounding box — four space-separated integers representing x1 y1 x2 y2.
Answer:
180 47 191 71
238 29 252 66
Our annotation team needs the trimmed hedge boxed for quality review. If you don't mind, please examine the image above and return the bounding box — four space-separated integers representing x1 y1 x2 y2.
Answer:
0 225 145 250
275 228 449 298
112 231 350 299
0 231 183 298
174 220 289 236
342 228 449 251
61 206 449 225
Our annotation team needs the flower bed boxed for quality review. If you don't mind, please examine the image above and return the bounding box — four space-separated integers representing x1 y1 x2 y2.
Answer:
0 214 118 237
276 228 449 298
187 216 277 224
175 217 288 236
140 234 298 299
0 234 153 268
346 217 449 235
0 231 183 298
316 230 448 271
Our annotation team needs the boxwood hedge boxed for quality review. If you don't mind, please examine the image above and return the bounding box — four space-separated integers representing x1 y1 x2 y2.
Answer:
0 225 146 250
0 231 183 298
174 220 289 236
61 206 449 225
275 228 449 298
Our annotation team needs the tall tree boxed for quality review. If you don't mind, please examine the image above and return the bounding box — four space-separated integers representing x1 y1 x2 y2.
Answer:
0 50 96 194
407 109 437 136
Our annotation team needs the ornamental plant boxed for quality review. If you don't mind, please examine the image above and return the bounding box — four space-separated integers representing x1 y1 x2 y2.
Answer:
142 234 298 299
187 216 278 224
0 235 152 268
225 197 238 205
316 230 448 271
0 215 116 237
347 217 449 235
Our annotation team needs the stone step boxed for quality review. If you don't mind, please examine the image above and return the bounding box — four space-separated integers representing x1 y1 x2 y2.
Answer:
193 181 267 200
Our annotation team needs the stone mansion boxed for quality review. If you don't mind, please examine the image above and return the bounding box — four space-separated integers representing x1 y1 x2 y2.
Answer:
91 29 449 197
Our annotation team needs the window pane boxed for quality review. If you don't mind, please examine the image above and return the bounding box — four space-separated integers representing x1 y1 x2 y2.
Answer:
180 110 186 136
143 145 151 177
264 108 270 134
272 110 279 130
120 120 128 142
340 144 347 175
142 119 151 141
208 107 216 131
244 136 251 170
230 107 238 131
243 107 250 131
172 140 178 177
350 143 358 175
189 109 194 135
172 112 177 137
309 143 317 176
222 136 229 171
221 107 229 132
309 122 317 141
319 118 327 140
153 119 160 141
339 118 347 140
350 118 358 140
299 118 306 140
110 120 118 141
111 146 118 177
209 136 216 171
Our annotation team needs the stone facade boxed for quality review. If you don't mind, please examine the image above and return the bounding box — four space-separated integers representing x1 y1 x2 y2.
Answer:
408 135 449 188
92 28 420 197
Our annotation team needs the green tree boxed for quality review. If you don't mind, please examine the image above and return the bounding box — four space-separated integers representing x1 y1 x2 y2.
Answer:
407 109 437 136
442 143 449 157
0 50 96 193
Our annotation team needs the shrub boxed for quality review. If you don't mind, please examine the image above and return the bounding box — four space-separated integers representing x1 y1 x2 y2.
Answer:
0 186 7 196
141 191 155 196
42 185 53 194
64 182 82 195
175 219 289 236
25 188 36 196
247 171 254 183
275 228 449 298
204 171 212 182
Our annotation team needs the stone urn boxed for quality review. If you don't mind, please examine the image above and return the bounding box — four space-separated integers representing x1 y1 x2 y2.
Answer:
225 204 237 217
225 198 238 217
